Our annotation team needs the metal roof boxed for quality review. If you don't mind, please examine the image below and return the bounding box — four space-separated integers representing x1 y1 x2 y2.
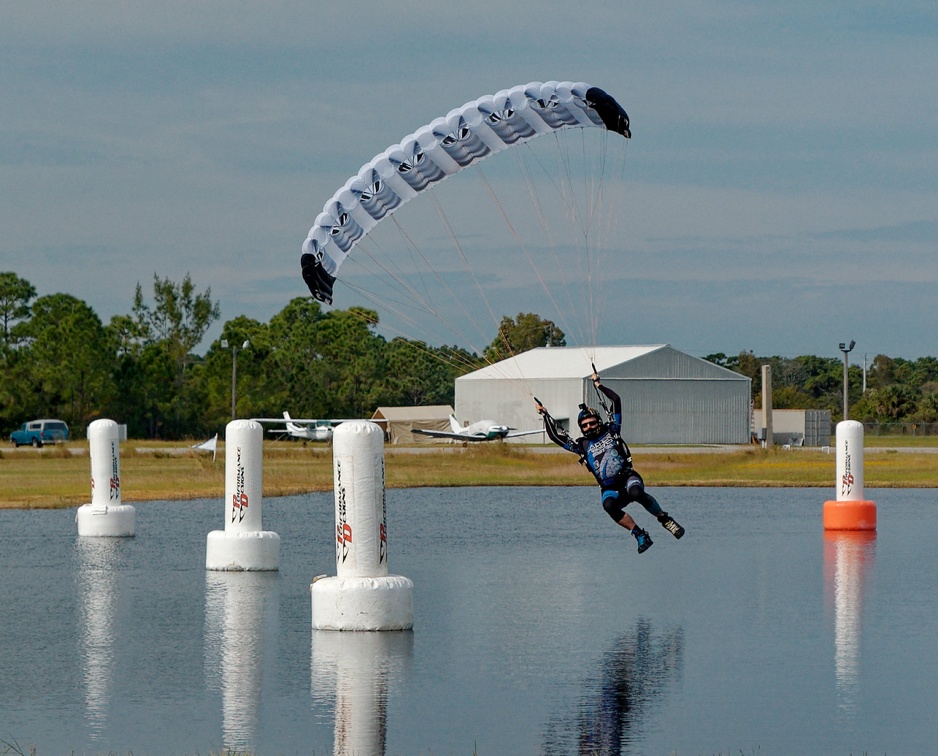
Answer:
460 345 669 381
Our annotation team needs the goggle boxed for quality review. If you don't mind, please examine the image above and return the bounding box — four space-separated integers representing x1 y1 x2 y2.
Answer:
580 418 599 431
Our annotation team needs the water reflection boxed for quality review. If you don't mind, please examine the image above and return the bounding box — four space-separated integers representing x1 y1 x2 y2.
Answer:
204 571 280 753
823 531 876 716
542 619 684 755
76 538 124 740
10 490 938 754
311 631 414 756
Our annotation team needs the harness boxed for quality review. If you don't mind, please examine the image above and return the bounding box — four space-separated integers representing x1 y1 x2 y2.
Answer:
579 425 633 486
540 393 632 480
583 367 632 477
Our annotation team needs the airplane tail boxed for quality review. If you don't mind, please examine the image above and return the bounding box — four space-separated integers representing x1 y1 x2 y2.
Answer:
283 411 302 433
449 414 463 434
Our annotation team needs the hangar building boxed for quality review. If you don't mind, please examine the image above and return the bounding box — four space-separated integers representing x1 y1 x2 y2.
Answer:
455 345 752 444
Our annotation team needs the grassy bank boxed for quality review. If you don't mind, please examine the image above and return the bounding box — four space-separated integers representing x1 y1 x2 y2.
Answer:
2 438 936 509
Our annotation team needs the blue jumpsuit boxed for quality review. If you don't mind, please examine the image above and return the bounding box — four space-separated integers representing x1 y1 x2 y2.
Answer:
542 383 664 523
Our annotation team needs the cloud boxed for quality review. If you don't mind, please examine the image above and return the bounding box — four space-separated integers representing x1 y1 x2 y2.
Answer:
1 0 936 361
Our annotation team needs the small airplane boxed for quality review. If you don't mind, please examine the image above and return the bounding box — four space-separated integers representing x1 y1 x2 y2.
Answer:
253 412 341 442
412 414 544 442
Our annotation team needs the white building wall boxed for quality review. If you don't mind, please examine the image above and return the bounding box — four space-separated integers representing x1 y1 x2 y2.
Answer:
456 377 580 441
604 378 750 444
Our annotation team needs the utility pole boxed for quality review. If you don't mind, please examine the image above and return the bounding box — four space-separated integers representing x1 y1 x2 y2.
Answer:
839 340 855 421
222 339 250 421
761 364 773 448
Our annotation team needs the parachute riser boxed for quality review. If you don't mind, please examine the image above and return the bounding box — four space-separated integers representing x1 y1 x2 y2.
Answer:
590 361 612 416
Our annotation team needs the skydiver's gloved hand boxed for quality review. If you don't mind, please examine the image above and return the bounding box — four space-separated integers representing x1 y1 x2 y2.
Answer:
534 400 547 416
591 372 601 387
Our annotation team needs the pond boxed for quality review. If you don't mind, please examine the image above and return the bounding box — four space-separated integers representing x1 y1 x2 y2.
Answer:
1 486 936 754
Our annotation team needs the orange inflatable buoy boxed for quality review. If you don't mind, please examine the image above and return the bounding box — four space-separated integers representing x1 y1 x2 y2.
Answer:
823 499 877 531
824 421 876 532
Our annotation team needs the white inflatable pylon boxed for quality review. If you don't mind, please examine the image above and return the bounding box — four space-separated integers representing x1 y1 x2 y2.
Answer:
206 420 281 571
76 419 136 537
311 420 413 630
823 420 877 531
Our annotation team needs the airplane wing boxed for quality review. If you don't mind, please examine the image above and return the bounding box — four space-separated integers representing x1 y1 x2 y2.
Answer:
411 429 490 441
504 429 545 438
411 428 543 441
264 426 290 433
251 417 362 426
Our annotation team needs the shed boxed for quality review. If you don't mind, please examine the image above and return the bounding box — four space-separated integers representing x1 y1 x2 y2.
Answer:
370 405 455 445
455 345 751 444
751 409 831 447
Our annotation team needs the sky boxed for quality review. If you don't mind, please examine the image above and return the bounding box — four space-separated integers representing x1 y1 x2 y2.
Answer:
1 1 936 361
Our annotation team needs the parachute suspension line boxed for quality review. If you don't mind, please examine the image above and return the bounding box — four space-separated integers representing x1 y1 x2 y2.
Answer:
570 131 597 363
339 276 427 333
585 127 609 232
335 272 496 376
358 208 556 398
335 317 537 412
591 130 630 355
436 188 554 397
584 129 604 365
508 132 593 353
548 128 600 364
342 237 440 329
501 130 626 399
346 236 430 320
475 164 577 350
517 130 591 242
384 212 459 316
460 152 597 401
511 143 591 351
425 190 504 335
555 129 605 359
510 134 604 352
348 191 539 399
422 190 544 399
337 263 530 387
385 204 524 359
580 130 606 362
343 227 492 356
573 128 623 368
337 303 488 380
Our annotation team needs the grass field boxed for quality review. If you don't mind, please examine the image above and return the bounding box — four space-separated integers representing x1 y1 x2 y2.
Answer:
2 438 936 509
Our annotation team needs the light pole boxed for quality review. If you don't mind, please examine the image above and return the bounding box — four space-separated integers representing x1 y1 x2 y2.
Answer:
839 340 855 421
221 339 250 421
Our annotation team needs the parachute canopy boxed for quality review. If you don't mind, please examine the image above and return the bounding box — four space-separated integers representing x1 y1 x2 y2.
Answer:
301 81 630 305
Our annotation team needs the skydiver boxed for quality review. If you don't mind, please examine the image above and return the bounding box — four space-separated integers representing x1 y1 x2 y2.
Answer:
534 372 685 554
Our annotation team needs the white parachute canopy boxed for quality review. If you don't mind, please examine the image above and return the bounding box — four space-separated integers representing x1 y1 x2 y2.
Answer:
300 81 630 306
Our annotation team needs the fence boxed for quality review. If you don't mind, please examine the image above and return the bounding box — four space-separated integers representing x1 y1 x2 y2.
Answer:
862 422 938 437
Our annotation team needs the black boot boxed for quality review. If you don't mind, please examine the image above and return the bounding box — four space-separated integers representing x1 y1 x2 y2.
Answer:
632 527 653 554
657 512 685 539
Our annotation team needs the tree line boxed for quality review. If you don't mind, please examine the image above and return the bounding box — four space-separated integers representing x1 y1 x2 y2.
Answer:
706 351 938 425
0 272 565 440
3 271 936 440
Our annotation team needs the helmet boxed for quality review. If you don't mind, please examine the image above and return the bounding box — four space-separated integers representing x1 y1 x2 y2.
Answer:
577 404 602 439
